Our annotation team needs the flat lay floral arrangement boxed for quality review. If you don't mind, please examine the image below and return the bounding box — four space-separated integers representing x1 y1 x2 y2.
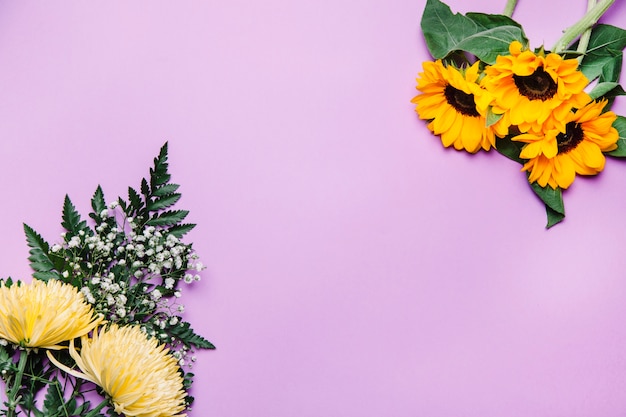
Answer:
412 0 626 227
0 143 214 416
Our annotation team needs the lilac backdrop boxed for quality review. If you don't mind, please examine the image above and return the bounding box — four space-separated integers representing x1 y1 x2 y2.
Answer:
1 0 626 416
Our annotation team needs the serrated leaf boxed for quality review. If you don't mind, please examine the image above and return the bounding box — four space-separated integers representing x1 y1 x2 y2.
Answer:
607 116 626 157
146 210 189 226
33 271 62 281
169 321 215 349
90 185 107 218
152 183 180 197
530 183 565 228
42 382 64 417
420 0 526 64
128 186 143 214
24 224 55 274
168 223 196 238
141 178 150 198
147 194 181 212
150 142 171 188
61 195 87 233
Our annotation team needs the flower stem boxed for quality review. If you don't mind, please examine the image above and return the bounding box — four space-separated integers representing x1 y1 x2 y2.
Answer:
6 350 28 417
552 0 615 53
84 398 109 417
503 0 518 18
576 0 597 62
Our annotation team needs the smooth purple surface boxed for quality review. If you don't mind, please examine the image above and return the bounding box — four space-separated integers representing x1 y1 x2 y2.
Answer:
1 1 626 416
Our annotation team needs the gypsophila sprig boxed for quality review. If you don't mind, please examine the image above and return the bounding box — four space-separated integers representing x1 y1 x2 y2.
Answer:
1 142 214 416
413 0 626 228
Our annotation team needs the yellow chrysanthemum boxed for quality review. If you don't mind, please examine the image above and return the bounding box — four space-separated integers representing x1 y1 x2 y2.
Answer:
0 279 102 349
412 60 505 153
49 324 187 417
483 41 590 133
513 99 618 189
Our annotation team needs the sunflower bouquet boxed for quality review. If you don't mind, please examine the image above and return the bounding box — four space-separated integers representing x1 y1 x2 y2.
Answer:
412 0 626 227
0 143 213 416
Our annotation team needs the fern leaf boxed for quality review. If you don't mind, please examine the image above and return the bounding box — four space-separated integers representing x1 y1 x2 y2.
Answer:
169 321 215 349
146 210 189 227
150 142 171 188
168 223 196 238
89 185 107 222
61 195 87 233
146 194 181 212
152 183 180 197
24 224 55 273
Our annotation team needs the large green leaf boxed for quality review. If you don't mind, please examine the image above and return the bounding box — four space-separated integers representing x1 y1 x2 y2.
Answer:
420 0 527 64
530 183 565 228
578 24 626 82
607 116 626 157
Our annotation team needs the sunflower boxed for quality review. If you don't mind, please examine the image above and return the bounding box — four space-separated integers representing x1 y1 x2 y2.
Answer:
483 41 590 133
48 324 187 417
412 60 504 153
512 99 619 189
0 279 102 349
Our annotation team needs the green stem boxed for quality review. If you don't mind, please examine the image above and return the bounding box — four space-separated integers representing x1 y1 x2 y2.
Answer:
6 350 28 417
552 0 615 53
576 0 598 62
84 398 109 417
503 0 518 18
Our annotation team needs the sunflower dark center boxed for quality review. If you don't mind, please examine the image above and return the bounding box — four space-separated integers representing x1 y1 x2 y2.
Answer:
444 84 480 117
513 67 557 101
557 122 584 154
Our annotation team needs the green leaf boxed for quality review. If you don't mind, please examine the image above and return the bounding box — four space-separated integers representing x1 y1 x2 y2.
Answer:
146 210 189 227
577 24 626 82
495 136 524 163
147 194 181 212
89 185 107 222
42 382 64 417
61 195 87 234
150 142 171 188
486 107 503 127
168 223 196 238
588 82 626 100
607 116 626 157
24 224 55 274
153 183 180 197
128 186 143 213
33 271 62 281
420 0 526 64
169 321 215 349
530 183 565 228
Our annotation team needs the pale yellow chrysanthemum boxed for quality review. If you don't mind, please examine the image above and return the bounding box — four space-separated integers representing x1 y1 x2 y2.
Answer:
0 279 102 349
48 324 187 417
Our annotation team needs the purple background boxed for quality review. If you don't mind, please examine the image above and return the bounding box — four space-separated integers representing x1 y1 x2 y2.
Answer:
1 0 626 416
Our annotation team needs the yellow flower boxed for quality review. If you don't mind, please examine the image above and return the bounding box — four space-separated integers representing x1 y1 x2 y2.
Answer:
483 41 590 133
48 324 187 417
412 60 504 153
513 99 619 189
0 279 102 349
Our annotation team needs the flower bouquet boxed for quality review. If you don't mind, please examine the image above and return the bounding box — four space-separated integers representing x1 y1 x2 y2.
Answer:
412 0 626 227
0 143 213 416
